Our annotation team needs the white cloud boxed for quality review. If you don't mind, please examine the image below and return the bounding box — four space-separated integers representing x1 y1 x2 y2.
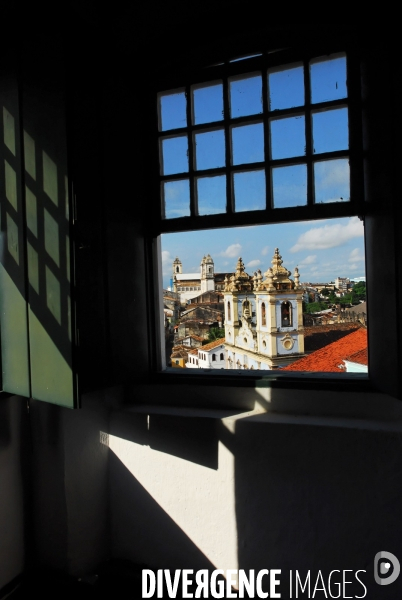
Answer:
162 250 172 265
348 248 364 263
246 259 262 268
299 255 317 265
315 160 349 190
290 217 363 253
261 246 270 256
220 243 242 258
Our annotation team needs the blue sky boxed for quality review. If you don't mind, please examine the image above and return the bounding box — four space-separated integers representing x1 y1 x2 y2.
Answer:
161 216 365 288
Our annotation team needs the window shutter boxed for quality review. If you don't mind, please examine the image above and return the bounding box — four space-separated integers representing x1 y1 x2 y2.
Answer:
0 52 77 408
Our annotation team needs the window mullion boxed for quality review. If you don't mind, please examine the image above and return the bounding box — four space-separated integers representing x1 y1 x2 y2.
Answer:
261 55 272 212
347 51 365 210
185 85 196 217
222 69 232 215
304 58 314 207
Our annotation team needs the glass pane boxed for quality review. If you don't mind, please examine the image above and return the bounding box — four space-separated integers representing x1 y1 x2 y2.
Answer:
268 64 304 110
233 170 265 212
158 90 187 131
229 74 262 118
312 108 348 154
272 164 307 208
161 136 188 175
231 123 264 165
194 129 225 170
314 159 350 204
197 175 226 215
310 55 347 104
163 179 190 219
193 83 224 124
270 116 305 159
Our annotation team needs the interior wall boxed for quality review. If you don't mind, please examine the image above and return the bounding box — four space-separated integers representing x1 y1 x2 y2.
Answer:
0 396 28 590
29 396 110 577
105 406 402 598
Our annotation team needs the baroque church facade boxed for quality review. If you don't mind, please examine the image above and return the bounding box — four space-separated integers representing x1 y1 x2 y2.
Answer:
224 249 305 370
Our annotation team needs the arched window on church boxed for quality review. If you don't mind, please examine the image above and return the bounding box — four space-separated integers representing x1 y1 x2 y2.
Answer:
212 354 216 361
281 301 292 327
261 302 266 326
227 301 231 321
176 266 179 273
220 353 224 360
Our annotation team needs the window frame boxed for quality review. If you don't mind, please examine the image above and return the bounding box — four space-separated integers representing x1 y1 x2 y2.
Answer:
143 39 401 406
154 45 364 234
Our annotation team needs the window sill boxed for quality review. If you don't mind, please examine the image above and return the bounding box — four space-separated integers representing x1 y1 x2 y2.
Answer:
99 388 402 434
80 370 402 433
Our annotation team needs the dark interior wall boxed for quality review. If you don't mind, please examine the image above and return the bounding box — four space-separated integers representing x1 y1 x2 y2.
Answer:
234 419 402 599
0 397 29 590
29 397 110 576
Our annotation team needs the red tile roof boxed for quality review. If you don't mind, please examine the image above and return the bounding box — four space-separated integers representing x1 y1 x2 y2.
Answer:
199 338 225 351
345 347 368 366
304 323 359 352
282 328 367 372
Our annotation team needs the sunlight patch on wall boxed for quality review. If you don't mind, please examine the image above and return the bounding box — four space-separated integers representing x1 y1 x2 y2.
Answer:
106 433 238 573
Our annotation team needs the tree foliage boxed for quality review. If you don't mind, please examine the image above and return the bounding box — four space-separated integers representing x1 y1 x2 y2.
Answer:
304 301 328 314
207 327 225 342
352 281 366 300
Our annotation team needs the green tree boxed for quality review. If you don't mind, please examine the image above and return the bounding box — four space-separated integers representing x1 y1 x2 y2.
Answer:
352 281 366 300
207 327 225 342
304 301 327 314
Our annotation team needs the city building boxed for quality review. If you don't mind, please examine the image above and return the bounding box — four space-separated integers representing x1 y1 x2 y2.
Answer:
186 338 226 369
335 277 351 291
224 249 305 370
172 255 228 303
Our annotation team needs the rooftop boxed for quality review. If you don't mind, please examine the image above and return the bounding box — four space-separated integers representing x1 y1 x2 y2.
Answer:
345 301 367 314
198 338 226 352
304 323 360 352
282 328 367 373
345 347 368 366
176 274 201 281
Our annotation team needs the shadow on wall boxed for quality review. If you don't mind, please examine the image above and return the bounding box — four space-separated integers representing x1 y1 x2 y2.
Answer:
0 396 30 590
0 395 11 448
234 418 402 598
103 401 402 599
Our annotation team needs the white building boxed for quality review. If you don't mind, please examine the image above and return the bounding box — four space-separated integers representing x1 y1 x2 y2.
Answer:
172 255 227 304
224 249 305 370
186 338 226 369
335 277 350 291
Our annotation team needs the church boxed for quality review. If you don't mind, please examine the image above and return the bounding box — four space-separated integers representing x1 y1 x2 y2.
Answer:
224 249 305 370
171 254 228 303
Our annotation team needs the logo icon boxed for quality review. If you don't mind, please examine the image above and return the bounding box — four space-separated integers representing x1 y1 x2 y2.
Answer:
374 551 400 586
